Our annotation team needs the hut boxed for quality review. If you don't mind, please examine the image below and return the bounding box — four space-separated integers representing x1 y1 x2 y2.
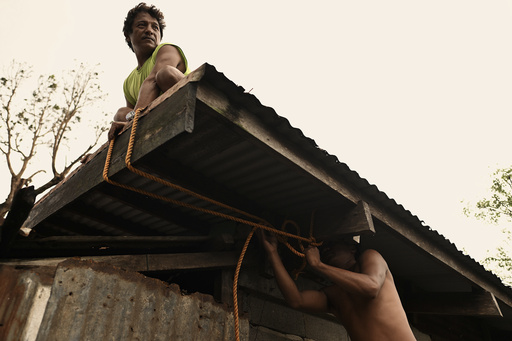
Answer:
1 64 511 340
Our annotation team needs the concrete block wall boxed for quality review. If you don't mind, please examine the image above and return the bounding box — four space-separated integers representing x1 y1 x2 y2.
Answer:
244 293 348 341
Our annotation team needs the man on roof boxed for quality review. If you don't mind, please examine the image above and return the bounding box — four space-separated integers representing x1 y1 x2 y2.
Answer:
108 2 190 141
259 231 416 341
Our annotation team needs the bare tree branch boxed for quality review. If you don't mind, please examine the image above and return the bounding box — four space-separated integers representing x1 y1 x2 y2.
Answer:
0 61 108 219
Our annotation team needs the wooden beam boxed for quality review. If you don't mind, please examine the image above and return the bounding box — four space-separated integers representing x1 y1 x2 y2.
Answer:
314 201 375 240
11 235 211 251
0 186 36 256
0 251 243 273
404 291 503 317
146 252 241 271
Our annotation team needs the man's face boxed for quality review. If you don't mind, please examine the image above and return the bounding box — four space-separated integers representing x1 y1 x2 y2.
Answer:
127 12 161 55
320 240 357 270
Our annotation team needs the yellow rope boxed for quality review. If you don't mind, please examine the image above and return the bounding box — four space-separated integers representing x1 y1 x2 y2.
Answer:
102 107 320 341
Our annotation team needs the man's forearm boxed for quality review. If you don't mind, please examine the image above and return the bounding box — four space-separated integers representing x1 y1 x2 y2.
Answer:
266 250 304 307
134 78 160 111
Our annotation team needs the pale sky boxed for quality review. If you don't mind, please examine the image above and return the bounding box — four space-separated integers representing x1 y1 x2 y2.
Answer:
1 0 512 262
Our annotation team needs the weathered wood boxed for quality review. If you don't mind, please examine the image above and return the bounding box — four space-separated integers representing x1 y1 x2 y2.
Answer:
0 254 147 271
24 82 199 231
147 252 241 271
11 235 211 250
0 251 243 273
404 290 503 317
0 186 36 256
216 269 235 306
314 201 375 240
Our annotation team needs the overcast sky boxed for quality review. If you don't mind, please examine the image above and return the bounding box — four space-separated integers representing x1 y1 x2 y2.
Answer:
1 0 512 262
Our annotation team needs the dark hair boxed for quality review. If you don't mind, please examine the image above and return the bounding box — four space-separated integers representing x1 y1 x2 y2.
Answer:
320 236 362 260
123 3 166 51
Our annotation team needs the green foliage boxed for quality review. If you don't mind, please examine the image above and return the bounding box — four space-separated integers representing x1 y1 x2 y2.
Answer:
481 229 512 287
465 167 512 287
465 167 512 224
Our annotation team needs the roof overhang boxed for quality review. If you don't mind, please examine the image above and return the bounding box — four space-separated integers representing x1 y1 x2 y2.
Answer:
8 63 512 332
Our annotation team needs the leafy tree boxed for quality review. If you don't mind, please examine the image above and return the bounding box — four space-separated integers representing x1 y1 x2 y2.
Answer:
464 167 512 286
0 61 108 219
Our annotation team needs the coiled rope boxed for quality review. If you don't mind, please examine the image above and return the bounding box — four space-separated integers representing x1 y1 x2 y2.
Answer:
103 107 320 340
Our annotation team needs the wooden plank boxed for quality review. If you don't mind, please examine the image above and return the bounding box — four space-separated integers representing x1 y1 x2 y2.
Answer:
0 186 36 256
216 269 234 306
12 236 211 250
24 82 199 231
404 291 503 317
314 201 375 240
0 255 148 271
147 252 240 271
0 251 242 273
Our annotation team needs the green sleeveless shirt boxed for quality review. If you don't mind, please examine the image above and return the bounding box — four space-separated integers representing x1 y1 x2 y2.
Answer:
123 43 190 106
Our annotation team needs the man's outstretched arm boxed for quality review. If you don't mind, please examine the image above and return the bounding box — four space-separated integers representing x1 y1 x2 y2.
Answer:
259 231 330 313
306 247 387 299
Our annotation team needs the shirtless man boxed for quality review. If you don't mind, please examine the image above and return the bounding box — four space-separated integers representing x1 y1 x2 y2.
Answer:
108 3 190 141
259 231 416 341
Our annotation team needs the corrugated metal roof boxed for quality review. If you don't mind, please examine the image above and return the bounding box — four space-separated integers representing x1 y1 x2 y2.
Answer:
191 65 511 292
15 63 512 316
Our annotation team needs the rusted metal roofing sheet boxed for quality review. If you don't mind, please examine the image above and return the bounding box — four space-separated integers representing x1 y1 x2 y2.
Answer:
0 266 53 341
35 259 248 341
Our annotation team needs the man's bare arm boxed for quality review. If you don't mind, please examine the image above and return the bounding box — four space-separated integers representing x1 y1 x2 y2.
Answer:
132 45 185 111
108 45 185 141
259 231 330 313
108 100 134 141
306 247 388 299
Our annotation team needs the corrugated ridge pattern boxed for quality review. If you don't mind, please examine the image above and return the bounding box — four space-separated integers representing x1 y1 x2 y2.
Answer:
35 259 248 341
199 64 511 292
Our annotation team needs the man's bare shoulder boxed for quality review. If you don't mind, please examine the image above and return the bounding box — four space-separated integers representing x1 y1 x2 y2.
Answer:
359 249 386 263
155 44 186 72
357 249 390 277
157 44 180 54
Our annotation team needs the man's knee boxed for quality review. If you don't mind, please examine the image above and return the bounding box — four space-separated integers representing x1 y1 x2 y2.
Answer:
155 66 184 92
